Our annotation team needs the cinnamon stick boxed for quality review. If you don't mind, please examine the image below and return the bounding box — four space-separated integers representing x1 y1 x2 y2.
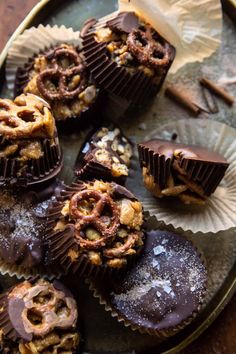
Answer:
200 77 235 106
165 86 202 116
202 86 219 114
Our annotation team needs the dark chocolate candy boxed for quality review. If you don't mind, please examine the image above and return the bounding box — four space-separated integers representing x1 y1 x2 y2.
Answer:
107 11 139 34
93 230 207 336
138 139 229 195
82 12 175 105
74 125 133 183
0 180 61 271
45 180 144 277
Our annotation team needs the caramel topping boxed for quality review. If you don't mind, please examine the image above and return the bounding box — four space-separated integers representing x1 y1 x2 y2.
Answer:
0 94 55 140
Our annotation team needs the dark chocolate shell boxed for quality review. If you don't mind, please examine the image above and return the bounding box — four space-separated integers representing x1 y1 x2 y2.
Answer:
0 134 62 187
88 229 207 337
138 139 229 196
44 181 143 277
82 12 175 104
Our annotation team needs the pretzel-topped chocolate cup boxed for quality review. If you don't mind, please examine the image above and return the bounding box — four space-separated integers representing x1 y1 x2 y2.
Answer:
0 93 62 186
138 139 229 204
15 44 99 124
45 180 144 277
82 12 175 106
74 125 133 184
0 278 80 353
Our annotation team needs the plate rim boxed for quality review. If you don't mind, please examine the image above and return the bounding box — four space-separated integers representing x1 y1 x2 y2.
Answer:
0 1 236 353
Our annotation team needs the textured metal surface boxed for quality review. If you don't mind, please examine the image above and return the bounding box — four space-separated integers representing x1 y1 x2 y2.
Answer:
0 1 236 353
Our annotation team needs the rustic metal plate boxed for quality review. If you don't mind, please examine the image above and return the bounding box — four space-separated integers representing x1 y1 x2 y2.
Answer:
0 1 236 353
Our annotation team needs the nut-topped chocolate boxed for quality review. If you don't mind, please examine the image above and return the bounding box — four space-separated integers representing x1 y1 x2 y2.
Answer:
75 125 133 183
15 44 99 122
45 180 144 276
138 139 229 204
90 230 207 337
82 12 175 105
0 278 79 353
0 93 62 186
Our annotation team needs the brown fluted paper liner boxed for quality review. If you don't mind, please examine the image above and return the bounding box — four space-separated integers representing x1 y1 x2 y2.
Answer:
141 119 236 233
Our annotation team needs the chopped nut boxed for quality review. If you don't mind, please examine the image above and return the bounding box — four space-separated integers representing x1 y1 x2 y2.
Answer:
69 74 81 90
53 220 67 232
117 228 128 238
111 162 128 177
178 193 205 205
88 251 102 265
61 200 70 216
142 167 163 197
67 248 79 262
119 198 143 229
0 144 18 158
161 185 188 196
19 141 43 160
86 227 101 241
106 257 127 268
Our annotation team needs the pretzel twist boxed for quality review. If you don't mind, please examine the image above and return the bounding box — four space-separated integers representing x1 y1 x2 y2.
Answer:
0 94 54 139
69 189 120 250
127 26 171 70
37 47 86 101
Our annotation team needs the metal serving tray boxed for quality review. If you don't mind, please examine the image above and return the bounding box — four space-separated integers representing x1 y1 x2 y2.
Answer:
0 1 236 353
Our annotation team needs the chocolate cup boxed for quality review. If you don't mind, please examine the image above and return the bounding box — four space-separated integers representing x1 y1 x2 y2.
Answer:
0 179 63 279
74 124 133 184
88 229 207 337
45 181 144 277
0 278 79 351
138 139 229 196
0 134 63 187
82 12 175 105
14 46 102 127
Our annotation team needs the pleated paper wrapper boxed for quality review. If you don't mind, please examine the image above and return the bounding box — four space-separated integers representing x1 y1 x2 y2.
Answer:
6 25 81 95
141 118 236 234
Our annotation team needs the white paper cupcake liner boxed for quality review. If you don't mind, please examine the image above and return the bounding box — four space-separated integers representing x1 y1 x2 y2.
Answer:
141 118 236 234
119 0 222 73
6 24 81 95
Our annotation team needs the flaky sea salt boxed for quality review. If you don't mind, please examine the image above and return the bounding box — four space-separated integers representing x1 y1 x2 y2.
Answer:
153 245 166 256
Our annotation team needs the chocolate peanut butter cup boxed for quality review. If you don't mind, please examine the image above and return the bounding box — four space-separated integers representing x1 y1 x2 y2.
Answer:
15 43 100 125
74 125 133 183
89 230 207 337
0 278 80 353
0 93 62 186
82 12 175 106
45 180 144 277
138 139 229 204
